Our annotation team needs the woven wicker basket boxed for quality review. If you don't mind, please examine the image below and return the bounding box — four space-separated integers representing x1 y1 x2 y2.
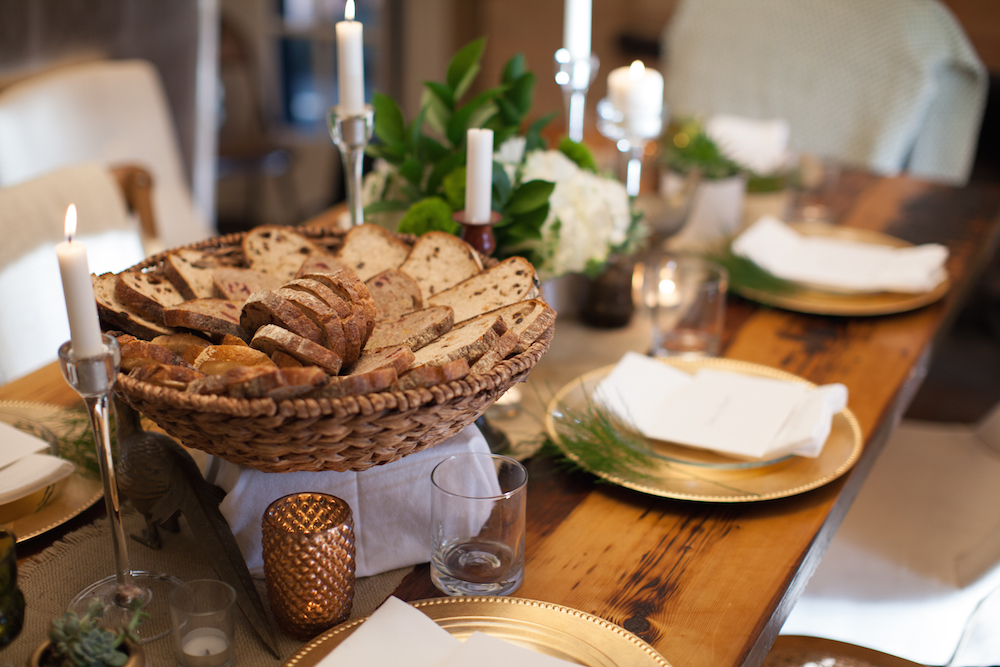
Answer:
113 227 553 473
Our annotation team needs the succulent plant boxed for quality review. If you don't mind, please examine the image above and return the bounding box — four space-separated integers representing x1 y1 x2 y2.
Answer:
47 599 145 667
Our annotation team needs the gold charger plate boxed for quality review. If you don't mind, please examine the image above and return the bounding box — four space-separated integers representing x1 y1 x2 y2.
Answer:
545 358 863 503
285 597 672 667
734 221 950 316
0 401 103 542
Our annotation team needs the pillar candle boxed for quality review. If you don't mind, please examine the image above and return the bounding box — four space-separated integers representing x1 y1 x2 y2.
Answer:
607 60 664 134
563 0 592 60
55 205 105 358
464 129 494 225
336 0 365 114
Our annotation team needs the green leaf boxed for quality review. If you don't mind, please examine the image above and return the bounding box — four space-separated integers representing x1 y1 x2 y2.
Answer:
364 200 410 215
446 37 486 99
365 143 404 163
509 71 536 116
421 87 450 137
524 111 556 152
496 96 521 125
507 179 555 215
502 53 525 85
372 92 406 146
399 158 424 186
397 197 461 236
446 87 505 146
420 135 449 162
493 125 519 149
407 105 429 157
492 161 511 206
509 202 550 231
427 151 467 195
442 166 466 210
424 81 455 110
558 137 598 172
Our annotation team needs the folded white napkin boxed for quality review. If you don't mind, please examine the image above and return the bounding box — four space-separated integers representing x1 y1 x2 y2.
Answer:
0 419 51 469
208 424 490 578
0 454 75 505
733 215 949 294
594 352 847 460
317 597 576 667
705 114 791 175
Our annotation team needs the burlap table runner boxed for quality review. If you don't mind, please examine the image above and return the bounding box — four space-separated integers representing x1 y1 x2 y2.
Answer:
3 509 412 666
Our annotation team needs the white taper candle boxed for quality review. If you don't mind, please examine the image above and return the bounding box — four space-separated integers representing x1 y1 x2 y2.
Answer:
464 129 494 225
563 0 592 60
55 204 105 358
336 0 365 114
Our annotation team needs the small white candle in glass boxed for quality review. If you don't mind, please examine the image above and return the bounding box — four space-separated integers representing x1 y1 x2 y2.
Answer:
563 0 592 60
464 128 494 224
336 0 365 114
55 204 105 358
607 60 664 136
181 627 233 667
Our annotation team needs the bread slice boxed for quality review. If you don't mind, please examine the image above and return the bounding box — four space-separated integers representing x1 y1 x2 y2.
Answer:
392 358 470 391
300 270 376 346
212 267 284 304
119 340 190 372
409 315 506 368
187 365 277 396
243 225 322 281
275 288 348 360
207 366 328 400
366 269 423 322
192 344 276 375
399 231 484 301
150 332 212 365
336 224 410 281
282 278 362 365
221 334 249 347
427 257 540 323
345 344 415 377
466 299 556 355
295 253 349 278
469 329 519 375
115 270 186 323
365 306 454 352
164 299 249 341
93 273 176 339
306 367 398 398
128 363 205 390
251 324 344 374
164 248 217 299
240 291 324 345
271 350 304 368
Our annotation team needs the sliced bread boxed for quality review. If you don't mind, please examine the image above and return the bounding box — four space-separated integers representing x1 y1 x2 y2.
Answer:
212 267 284 304
192 344 276 375
275 287 348 360
240 290 324 345
150 332 212 365
464 299 556 355
93 273 176 339
163 248 217 299
115 269 186 323
335 223 410 281
300 270 377 345
409 315 506 368
164 299 249 341
296 253 349 278
187 365 276 396
426 257 540 323
365 306 454 352
392 358 470 391
282 278 361 365
250 324 344 374
399 231 484 301
306 367 398 398
242 225 321 281
366 269 423 322
469 329 519 375
128 363 205 390
345 344 415 377
119 340 190 372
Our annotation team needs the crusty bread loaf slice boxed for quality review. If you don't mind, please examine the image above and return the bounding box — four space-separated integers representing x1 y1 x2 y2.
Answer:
365 306 454 352
271 350 304 368
221 334 249 347
115 270 186 323
426 257 540 323
251 324 344 374
336 223 410 281
150 332 212 365
275 288 348 360
399 231 484 301
306 367 397 398
119 340 191 372
164 248 217 300
295 253 349 278
187 365 276 395
205 366 327 400
409 315 506 369
300 270 376 346
282 278 361 365
366 269 423 322
464 299 556 355
128 363 205 390
192 344 276 375
164 299 250 341
469 329 519 375
240 291 324 345
93 273 176 339
345 344 415 377
212 267 283 304
243 225 322 281
392 358 470 391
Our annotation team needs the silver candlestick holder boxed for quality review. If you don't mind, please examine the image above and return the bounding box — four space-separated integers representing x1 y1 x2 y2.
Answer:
554 49 599 144
596 97 666 197
328 105 375 227
58 334 180 641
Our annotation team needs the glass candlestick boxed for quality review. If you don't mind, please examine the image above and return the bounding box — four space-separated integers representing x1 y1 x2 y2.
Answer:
596 97 665 197
554 49 599 143
328 105 375 228
58 334 180 642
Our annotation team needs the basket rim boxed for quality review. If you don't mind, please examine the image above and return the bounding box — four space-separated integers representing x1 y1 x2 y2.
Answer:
112 225 552 419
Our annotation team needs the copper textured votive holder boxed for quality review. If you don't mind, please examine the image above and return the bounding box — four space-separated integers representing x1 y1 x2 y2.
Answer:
261 493 356 640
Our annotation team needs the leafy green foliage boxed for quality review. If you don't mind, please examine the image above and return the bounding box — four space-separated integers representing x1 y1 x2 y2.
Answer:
49 598 146 667
662 130 741 180
397 197 460 236
557 137 597 172
709 246 797 294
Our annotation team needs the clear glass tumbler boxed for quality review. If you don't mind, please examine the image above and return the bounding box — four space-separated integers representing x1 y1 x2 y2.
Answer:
169 579 236 667
430 452 528 596
644 254 728 358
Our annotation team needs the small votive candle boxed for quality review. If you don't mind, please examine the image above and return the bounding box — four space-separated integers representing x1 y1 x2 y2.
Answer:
170 580 237 667
181 628 233 667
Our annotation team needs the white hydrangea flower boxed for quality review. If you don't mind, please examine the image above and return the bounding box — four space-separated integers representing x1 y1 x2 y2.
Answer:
520 150 632 279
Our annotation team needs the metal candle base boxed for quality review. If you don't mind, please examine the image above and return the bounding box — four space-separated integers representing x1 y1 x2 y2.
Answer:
328 105 375 228
554 51 599 143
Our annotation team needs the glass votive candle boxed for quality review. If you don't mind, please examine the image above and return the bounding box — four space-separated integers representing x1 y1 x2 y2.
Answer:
169 579 236 667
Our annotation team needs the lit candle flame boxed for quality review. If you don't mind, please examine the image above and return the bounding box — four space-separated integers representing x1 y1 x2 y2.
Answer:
64 204 77 242
345 0 355 21
629 60 645 78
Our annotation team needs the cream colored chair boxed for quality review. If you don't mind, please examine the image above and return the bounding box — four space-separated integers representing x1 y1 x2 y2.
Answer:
0 163 149 383
0 59 213 253
661 0 987 185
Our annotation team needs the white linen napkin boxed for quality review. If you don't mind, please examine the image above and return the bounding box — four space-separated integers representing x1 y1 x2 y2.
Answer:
0 419 51 469
705 114 791 175
594 352 847 460
0 454 75 505
732 215 949 293
209 424 490 578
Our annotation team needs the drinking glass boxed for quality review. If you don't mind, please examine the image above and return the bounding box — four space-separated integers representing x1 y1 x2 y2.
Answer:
430 452 527 596
169 580 236 667
643 254 728 358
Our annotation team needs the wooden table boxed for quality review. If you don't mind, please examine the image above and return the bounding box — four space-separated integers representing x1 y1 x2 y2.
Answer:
4 171 999 667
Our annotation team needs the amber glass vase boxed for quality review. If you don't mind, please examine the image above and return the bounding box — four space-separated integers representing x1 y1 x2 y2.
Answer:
581 254 636 328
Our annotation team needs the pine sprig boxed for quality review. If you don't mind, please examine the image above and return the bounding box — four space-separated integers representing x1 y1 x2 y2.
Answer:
709 246 797 295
